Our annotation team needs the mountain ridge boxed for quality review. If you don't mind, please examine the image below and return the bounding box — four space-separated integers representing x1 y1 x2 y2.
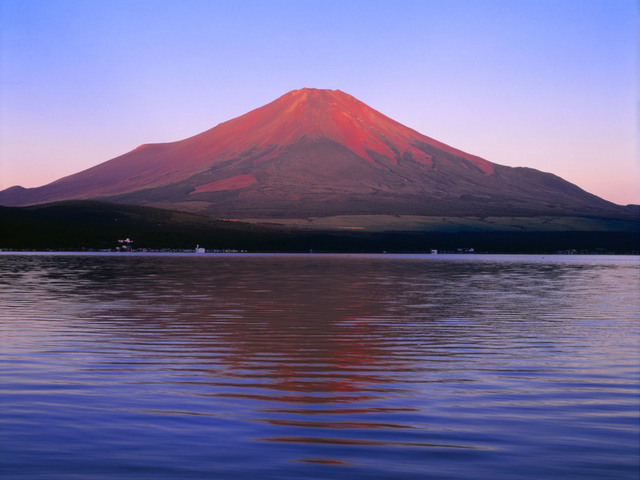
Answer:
1 88 636 222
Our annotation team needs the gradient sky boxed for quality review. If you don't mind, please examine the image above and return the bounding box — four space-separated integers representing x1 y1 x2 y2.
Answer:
1 0 638 205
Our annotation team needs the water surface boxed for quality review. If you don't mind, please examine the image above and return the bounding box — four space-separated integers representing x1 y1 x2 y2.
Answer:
1 254 638 479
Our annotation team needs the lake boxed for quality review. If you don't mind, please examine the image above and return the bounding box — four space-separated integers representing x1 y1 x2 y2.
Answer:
1 253 638 479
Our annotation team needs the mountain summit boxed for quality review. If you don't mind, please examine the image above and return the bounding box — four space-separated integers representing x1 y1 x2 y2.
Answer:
0 88 632 219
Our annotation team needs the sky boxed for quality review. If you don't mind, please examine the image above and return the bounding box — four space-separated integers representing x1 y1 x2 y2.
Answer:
1 0 638 205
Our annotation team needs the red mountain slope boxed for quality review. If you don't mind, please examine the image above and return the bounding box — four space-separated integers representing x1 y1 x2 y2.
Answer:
0 88 632 219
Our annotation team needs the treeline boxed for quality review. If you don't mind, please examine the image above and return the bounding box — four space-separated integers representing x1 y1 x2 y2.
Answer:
1 201 638 254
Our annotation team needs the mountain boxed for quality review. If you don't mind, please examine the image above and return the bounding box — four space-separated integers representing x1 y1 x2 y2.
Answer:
1 88 636 221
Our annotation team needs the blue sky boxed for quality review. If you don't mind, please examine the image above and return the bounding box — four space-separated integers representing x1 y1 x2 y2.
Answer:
1 0 638 204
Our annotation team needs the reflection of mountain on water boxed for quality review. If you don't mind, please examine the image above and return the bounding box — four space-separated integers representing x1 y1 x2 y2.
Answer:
83 256 421 402
10 254 623 423
37 254 595 401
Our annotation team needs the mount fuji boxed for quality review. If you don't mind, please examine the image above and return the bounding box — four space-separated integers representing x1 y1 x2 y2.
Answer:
1 88 635 223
